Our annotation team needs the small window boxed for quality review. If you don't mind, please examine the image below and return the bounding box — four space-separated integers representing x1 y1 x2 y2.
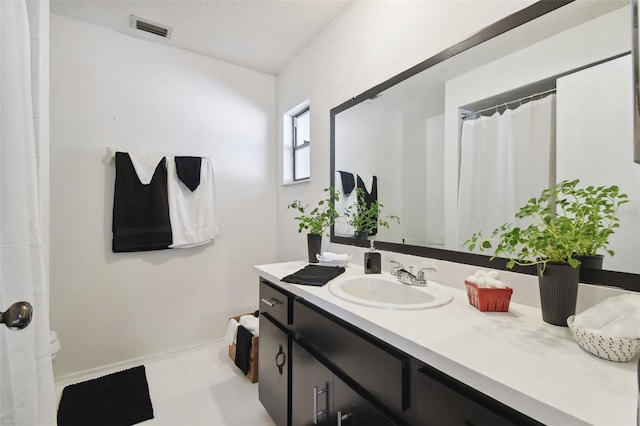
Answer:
283 101 311 185
293 108 310 181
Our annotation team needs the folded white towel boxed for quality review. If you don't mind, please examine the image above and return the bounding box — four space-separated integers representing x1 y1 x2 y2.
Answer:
239 315 259 337
599 307 640 339
225 319 239 345
320 252 350 261
573 294 640 329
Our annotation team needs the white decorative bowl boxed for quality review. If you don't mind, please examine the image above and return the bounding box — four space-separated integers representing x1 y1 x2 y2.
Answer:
316 254 352 267
567 315 640 362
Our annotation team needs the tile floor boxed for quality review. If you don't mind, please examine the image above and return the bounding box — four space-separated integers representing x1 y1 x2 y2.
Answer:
55 342 276 426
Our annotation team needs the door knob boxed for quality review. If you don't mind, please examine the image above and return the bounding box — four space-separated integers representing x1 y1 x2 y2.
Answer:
0 301 33 330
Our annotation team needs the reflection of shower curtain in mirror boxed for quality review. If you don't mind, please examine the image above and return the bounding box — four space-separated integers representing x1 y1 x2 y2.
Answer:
456 95 556 250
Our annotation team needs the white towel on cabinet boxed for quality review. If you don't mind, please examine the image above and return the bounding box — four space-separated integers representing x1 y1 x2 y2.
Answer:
167 156 220 248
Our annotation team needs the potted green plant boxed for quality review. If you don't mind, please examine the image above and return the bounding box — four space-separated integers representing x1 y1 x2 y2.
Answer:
288 187 340 263
343 188 399 239
464 179 628 326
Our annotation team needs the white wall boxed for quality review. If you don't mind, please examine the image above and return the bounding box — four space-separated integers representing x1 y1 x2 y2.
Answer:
557 56 640 274
276 0 537 262
50 15 276 378
425 115 445 247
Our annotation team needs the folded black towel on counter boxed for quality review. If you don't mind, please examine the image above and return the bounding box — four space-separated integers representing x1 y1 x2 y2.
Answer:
282 264 346 286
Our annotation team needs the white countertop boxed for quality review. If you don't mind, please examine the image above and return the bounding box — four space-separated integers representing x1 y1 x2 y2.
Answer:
254 261 639 426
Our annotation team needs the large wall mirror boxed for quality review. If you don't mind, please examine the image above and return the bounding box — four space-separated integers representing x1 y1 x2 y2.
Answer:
331 0 640 291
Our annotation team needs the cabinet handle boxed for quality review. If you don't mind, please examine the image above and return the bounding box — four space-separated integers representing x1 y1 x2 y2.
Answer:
261 297 282 307
313 384 328 424
337 410 352 426
275 344 286 375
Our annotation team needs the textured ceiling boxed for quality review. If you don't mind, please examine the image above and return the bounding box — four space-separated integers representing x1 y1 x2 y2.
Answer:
50 0 351 75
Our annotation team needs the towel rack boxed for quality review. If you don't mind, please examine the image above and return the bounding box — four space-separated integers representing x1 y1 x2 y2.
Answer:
105 147 122 165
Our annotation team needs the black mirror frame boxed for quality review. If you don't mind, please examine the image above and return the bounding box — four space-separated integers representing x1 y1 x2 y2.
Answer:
330 0 640 292
633 0 640 163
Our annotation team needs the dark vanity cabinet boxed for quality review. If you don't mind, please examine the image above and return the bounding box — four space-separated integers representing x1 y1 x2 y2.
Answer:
258 280 293 426
258 278 542 426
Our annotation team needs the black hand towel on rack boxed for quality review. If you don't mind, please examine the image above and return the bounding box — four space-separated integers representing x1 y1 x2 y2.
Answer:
281 265 346 286
356 174 378 235
337 170 356 196
175 156 202 192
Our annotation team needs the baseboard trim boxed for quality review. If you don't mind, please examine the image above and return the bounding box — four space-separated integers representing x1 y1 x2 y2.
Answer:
54 338 225 388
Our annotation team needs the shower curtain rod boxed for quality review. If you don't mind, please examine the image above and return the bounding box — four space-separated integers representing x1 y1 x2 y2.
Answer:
460 87 556 120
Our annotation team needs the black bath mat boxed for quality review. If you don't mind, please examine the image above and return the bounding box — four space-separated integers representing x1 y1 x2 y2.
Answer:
57 365 154 426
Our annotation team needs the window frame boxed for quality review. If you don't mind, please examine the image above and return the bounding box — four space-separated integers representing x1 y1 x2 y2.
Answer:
292 107 310 181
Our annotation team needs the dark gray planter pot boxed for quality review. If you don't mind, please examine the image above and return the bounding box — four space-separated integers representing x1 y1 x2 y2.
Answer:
354 231 369 240
537 262 580 327
572 254 604 270
307 233 322 263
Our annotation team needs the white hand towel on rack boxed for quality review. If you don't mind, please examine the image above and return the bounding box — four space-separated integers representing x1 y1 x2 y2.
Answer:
334 171 356 236
167 156 220 248
128 152 166 184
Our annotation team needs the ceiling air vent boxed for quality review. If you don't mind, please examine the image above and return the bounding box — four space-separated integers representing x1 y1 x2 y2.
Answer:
129 15 172 39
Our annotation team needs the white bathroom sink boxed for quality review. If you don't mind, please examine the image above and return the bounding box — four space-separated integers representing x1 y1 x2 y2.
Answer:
328 274 452 310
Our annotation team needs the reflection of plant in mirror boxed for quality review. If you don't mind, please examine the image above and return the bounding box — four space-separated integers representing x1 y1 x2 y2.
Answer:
343 188 400 236
288 187 340 236
565 181 629 257
463 179 628 270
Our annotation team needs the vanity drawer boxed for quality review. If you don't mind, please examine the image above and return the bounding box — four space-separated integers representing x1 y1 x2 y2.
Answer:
259 279 292 327
293 298 409 413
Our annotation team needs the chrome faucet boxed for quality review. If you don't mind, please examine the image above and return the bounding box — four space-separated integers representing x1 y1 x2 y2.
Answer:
390 261 436 287
390 260 404 276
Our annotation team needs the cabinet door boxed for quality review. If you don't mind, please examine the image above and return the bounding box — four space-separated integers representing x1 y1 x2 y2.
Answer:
333 376 398 426
259 315 289 426
291 341 334 426
413 366 540 426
